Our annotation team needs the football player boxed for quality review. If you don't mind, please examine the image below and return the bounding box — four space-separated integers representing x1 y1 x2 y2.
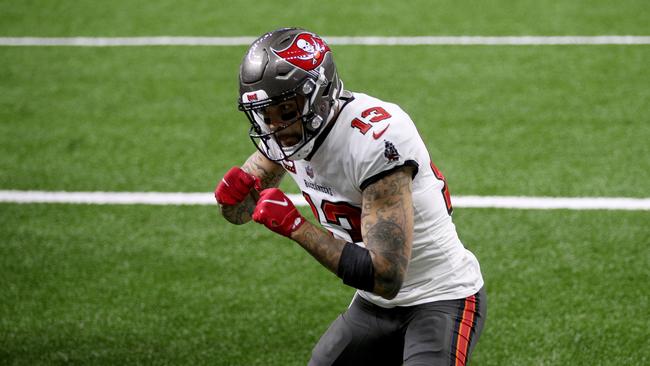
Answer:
215 28 486 365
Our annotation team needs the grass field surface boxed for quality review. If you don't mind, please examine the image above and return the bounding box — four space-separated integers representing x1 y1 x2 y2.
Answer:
2 205 648 365
1 1 649 365
1 1 649 36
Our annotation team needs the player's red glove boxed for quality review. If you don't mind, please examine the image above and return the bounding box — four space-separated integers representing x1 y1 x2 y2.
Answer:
252 188 305 238
215 166 261 206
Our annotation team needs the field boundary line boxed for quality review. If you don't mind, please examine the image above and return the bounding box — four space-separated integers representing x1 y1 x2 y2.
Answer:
1 36 650 46
1 190 649 211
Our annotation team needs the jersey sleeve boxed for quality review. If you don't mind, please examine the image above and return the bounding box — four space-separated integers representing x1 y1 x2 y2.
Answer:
351 105 422 191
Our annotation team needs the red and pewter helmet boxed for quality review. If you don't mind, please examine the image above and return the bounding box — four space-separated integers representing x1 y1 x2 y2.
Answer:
238 28 343 161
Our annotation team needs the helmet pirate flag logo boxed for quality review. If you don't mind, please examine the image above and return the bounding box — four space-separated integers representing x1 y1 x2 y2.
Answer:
273 33 331 71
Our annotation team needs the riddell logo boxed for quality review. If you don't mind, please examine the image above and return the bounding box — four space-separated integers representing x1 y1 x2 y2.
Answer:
244 90 269 103
273 33 331 71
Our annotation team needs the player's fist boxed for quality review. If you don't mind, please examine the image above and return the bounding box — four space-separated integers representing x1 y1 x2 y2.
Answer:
252 188 305 238
215 166 261 206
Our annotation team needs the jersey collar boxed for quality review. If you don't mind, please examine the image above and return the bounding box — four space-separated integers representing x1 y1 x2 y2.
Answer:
305 92 355 161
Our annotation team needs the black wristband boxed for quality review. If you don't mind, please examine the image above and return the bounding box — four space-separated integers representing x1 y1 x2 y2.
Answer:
337 242 375 292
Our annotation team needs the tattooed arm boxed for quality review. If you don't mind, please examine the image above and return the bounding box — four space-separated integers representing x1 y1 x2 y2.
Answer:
290 166 414 300
220 151 286 224
360 166 414 299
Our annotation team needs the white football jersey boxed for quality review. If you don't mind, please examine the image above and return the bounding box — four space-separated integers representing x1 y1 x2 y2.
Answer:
281 92 484 308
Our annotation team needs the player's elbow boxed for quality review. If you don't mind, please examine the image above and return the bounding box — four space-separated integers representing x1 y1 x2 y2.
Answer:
369 246 410 300
377 280 403 300
378 284 402 300
373 267 405 300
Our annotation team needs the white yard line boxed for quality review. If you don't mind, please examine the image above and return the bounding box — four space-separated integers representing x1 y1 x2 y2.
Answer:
1 190 649 211
451 196 650 211
1 36 649 46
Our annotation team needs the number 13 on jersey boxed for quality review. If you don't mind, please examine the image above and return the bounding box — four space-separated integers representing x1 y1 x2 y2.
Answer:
351 106 392 135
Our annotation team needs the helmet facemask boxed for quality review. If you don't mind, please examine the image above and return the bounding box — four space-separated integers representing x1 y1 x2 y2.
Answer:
239 68 334 161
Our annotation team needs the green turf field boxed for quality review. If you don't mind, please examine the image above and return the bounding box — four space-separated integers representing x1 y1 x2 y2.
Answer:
1 0 649 36
1 2 649 365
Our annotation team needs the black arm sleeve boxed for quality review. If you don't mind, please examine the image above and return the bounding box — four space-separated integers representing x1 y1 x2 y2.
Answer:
337 242 375 292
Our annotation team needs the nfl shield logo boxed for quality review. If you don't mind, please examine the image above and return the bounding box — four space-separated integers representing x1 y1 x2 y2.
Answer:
306 165 314 178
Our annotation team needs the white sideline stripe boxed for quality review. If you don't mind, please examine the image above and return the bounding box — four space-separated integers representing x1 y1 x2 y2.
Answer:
1 36 650 46
451 196 650 210
1 190 649 211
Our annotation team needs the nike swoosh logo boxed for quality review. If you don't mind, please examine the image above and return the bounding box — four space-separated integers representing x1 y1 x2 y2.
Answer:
221 178 230 187
262 198 289 207
372 124 390 140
